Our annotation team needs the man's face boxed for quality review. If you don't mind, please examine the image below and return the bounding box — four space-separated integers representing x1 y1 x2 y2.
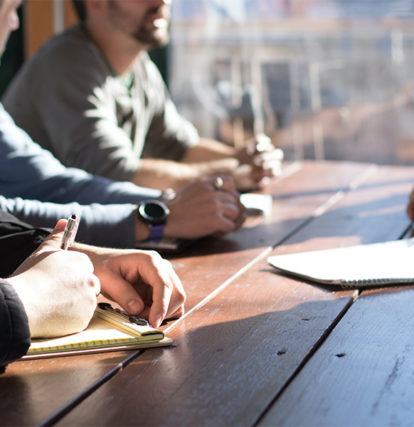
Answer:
0 0 20 57
106 0 171 48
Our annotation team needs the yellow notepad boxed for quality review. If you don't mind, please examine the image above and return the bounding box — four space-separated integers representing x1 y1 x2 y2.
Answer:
24 303 172 359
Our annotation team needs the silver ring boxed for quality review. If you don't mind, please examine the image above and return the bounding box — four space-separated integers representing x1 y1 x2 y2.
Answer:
213 176 224 191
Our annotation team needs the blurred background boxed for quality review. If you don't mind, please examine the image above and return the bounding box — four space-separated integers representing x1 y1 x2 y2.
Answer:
3 0 414 166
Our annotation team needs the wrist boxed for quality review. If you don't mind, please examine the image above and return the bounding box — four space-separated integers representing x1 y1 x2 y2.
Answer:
134 200 169 242
134 215 151 241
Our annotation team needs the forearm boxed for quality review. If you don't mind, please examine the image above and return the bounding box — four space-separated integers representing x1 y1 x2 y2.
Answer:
133 157 240 190
133 159 199 190
182 138 236 163
0 196 138 248
0 130 160 206
6 165 161 206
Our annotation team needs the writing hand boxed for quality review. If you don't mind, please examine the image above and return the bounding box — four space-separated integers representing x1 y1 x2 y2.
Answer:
8 220 99 338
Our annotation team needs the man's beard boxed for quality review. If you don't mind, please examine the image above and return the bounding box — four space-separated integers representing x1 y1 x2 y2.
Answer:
108 1 170 49
132 27 169 49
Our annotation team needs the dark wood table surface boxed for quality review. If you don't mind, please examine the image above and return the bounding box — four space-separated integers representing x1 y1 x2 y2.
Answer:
2 160 414 427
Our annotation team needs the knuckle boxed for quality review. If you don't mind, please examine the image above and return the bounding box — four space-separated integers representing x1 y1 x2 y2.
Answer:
163 259 173 270
148 249 161 259
164 280 174 292
178 289 187 305
145 250 163 264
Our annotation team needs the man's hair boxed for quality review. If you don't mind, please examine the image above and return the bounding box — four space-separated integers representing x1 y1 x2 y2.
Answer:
72 0 87 22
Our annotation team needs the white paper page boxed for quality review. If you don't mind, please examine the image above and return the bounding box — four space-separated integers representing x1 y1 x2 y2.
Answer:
268 238 414 284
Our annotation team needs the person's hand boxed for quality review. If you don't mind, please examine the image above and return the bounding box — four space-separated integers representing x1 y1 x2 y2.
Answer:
8 220 100 338
407 187 414 221
80 248 186 328
163 176 246 239
234 133 284 191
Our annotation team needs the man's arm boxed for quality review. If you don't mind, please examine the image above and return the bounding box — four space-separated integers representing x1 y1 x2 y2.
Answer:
0 196 138 248
130 157 238 190
181 136 284 191
0 104 161 205
0 175 245 249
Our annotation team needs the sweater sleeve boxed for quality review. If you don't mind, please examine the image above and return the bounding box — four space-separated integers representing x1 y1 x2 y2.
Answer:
0 280 30 372
0 104 161 206
0 196 138 248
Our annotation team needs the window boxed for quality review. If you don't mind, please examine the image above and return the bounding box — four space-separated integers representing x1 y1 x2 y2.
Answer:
169 0 414 165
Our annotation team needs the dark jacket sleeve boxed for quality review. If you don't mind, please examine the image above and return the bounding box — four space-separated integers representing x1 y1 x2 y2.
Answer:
0 280 31 372
0 209 49 277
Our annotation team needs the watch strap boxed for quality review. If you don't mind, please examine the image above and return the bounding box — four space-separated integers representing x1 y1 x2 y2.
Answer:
147 223 165 241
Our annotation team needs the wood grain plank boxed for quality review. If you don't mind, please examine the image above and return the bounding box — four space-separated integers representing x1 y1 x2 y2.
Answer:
56 165 414 426
57 259 354 427
0 161 370 426
174 161 373 310
256 165 414 427
259 287 414 427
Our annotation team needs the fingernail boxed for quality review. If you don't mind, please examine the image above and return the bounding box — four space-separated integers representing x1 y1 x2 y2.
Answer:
127 299 143 314
154 315 163 328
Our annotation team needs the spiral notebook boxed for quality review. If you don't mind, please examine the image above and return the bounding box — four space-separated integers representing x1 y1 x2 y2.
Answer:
23 303 172 359
268 238 414 289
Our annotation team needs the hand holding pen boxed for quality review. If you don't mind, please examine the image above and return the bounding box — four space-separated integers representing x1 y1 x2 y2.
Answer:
9 218 100 337
61 214 79 250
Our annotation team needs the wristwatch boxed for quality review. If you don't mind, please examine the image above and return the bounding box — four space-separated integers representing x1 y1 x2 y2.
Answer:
136 200 170 241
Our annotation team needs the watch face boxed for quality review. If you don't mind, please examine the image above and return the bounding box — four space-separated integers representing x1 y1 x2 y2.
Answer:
138 200 169 225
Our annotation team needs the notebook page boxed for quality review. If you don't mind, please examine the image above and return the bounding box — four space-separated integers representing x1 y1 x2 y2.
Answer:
29 315 163 354
268 238 414 285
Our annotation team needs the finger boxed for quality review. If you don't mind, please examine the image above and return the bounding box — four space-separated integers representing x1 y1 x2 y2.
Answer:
149 277 173 327
252 168 276 182
215 213 238 234
153 258 185 322
220 175 237 193
118 252 185 326
208 174 236 193
102 274 145 315
165 263 186 318
253 152 283 167
133 253 174 327
221 198 243 221
134 263 185 322
167 304 185 321
37 219 68 253
250 134 273 154
89 274 101 297
53 219 68 233
214 192 240 208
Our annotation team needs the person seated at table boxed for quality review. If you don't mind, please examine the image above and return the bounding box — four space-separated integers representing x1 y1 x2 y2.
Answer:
2 0 283 192
0 0 245 248
0 210 186 371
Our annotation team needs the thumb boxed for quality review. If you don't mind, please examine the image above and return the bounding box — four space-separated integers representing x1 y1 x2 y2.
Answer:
53 218 67 233
38 219 68 253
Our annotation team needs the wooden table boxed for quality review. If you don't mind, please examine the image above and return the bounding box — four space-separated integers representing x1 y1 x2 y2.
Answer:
2 160 414 427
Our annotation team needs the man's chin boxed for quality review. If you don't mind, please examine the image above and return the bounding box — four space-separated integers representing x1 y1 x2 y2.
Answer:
135 31 169 49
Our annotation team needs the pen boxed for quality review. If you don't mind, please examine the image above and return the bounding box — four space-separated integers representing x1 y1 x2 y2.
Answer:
61 214 79 250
